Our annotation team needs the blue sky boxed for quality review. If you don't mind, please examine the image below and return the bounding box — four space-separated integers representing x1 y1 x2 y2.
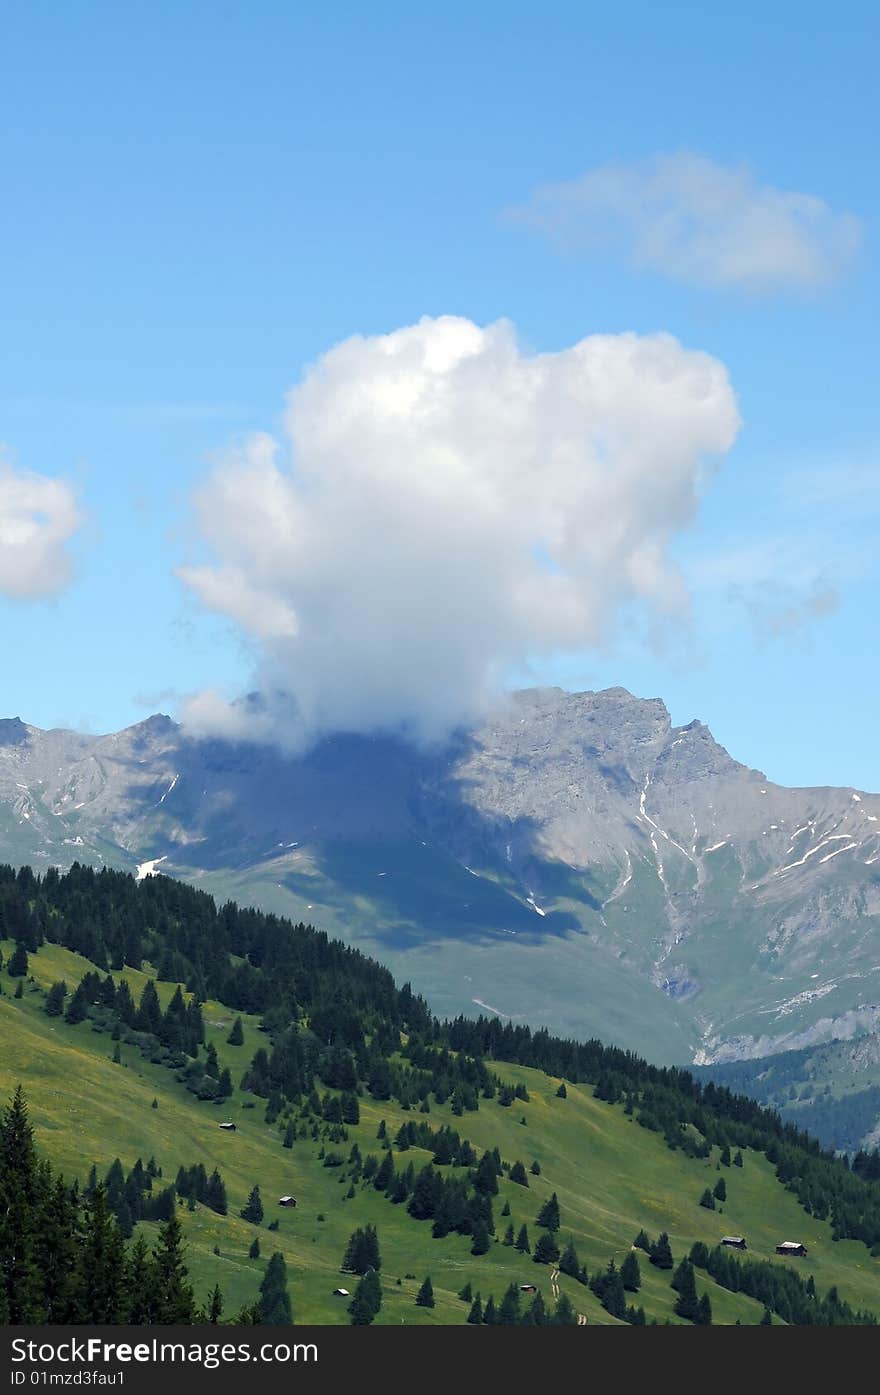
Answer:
1 1 877 788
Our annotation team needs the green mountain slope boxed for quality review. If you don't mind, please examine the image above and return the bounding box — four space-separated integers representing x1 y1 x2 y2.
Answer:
3 922 880 1325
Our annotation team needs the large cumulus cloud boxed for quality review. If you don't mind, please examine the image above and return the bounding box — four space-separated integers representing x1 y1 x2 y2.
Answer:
179 316 740 747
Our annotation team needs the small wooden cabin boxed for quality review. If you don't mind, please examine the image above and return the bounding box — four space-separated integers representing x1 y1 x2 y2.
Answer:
278 1195 298 1208
218 1121 237 1131
721 1236 747 1250
332 1288 350 1297
775 1241 807 1257
519 1284 538 1293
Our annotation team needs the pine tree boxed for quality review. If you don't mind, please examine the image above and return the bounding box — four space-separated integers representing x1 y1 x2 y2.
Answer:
515 1223 531 1253
205 1171 227 1216
524 1291 549 1325
44 981 67 1016
208 1285 223 1324
150 1214 195 1323
696 1292 713 1325
249 1236 261 1259
482 1295 497 1325
733 1150 744 1168
467 1295 483 1324
458 1281 473 1302
720 1146 731 1166
620 1249 641 1292
556 1082 567 1098
415 1276 435 1308
503 1222 515 1246
699 1187 716 1210
509 1160 529 1186
650 1232 673 1269
349 1269 381 1325
672 1259 699 1322
536 1192 560 1231
713 1176 727 1203
533 1232 560 1265
7 942 28 978
75 1185 127 1322
553 1293 577 1325
373 1148 395 1192
259 1252 292 1324
228 1017 244 1045
473 1150 499 1195
497 1283 521 1325
241 1185 264 1225
471 1224 490 1256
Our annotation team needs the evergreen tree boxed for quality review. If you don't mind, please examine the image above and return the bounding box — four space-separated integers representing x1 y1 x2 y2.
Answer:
151 1214 196 1323
208 1285 223 1324
559 1237 581 1279
373 1148 395 1192
696 1292 713 1326
471 1224 490 1256
497 1283 521 1325
482 1295 497 1325
7 942 28 978
699 1187 716 1210
733 1150 744 1168
650 1232 673 1269
553 1293 578 1325
713 1176 727 1203
515 1223 531 1254
556 1082 567 1098
535 1192 560 1231
259 1252 292 1324
533 1232 560 1265
44 981 67 1016
415 1276 435 1308
241 1185 264 1225
458 1281 473 1302
620 1249 641 1292
349 1270 381 1325
249 1236 261 1259
228 1017 245 1045
672 1259 699 1322
466 1295 483 1324
509 1160 529 1186
524 1290 549 1325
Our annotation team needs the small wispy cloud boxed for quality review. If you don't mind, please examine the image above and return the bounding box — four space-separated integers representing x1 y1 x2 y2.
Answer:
731 579 840 645
0 449 84 601
506 152 863 291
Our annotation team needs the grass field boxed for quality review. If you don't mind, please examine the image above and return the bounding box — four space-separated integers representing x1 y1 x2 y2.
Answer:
3 937 880 1325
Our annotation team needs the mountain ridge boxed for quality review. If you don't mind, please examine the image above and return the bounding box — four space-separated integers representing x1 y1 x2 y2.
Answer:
2 685 879 1093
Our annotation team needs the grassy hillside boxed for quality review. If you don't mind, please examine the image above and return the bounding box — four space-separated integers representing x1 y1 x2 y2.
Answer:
3 936 880 1325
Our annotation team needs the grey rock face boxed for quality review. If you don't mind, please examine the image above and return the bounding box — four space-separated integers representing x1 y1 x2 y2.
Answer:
2 686 879 1069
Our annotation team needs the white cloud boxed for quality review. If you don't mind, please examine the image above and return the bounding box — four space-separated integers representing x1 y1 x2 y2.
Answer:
178 315 740 748
0 452 84 600
507 152 863 290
